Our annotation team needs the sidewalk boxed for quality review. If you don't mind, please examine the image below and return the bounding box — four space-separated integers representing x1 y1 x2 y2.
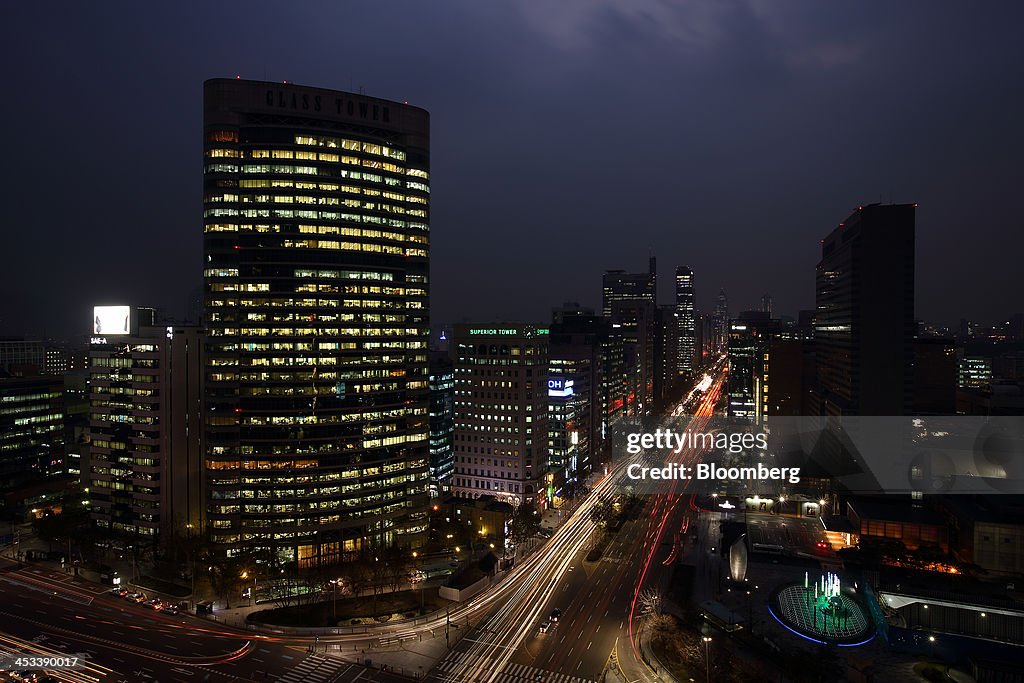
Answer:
614 629 661 683
325 622 465 679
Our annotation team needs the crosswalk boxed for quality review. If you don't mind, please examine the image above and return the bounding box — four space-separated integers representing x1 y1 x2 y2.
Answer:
276 654 350 683
432 651 594 683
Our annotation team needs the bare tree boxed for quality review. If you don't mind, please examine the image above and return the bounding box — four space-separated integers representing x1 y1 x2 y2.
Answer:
639 588 664 616
381 545 413 594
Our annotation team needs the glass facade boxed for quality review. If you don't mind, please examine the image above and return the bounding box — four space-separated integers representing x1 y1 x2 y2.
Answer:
428 353 455 495
0 375 65 509
202 79 430 566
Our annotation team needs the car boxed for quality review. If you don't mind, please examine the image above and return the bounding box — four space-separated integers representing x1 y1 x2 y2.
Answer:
159 605 179 616
130 593 147 603
550 608 561 622
145 598 163 609
122 591 140 601
538 620 551 633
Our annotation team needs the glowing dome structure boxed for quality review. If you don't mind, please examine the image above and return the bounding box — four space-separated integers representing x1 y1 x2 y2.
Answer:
767 572 873 646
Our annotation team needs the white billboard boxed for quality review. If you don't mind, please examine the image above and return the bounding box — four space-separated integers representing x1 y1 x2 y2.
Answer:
93 306 131 335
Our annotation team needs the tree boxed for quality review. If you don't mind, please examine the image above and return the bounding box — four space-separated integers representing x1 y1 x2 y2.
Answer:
639 588 664 616
380 545 413 594
341 556 372 599
510 503 540 547
203 547 251 609
589 501 612 528
31 493 90 564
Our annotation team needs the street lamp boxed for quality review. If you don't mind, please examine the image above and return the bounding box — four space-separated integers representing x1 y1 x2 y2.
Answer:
703 636 712 683
329 578 337 622
240 571 251 606
185 523 197 610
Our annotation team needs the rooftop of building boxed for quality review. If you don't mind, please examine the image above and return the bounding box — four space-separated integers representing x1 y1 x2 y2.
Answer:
847 498 946 526
940 495 1024 526
443 494 514 515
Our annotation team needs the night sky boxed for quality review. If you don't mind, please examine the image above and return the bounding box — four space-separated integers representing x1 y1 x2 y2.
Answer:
2 2 1022 338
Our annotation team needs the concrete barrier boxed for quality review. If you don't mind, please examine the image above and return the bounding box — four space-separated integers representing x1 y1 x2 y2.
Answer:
439 575 490 602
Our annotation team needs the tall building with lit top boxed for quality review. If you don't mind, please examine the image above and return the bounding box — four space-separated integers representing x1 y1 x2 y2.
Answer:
87 307 205 543
202 79 431 566
452 325 548 507
674 266 696 374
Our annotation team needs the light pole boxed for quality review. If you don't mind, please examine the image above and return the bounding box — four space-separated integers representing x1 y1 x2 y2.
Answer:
413 551 424 614
703 635 712 683
186 523 196 611
241 571 251 606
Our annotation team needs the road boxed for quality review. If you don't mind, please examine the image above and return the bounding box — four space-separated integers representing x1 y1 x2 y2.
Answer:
1 361 730 683
426 360 729 683
0 562 406 682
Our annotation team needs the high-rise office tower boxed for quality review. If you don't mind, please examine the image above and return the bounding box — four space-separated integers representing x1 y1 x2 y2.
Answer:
549 304 606 487
653 304 680 408
714 289 729 353
0 372 65 517
674 266 696 374
727 312 782 422
452 325 548 506
202 79 431 566
761 293 773 317
814 203 915 416
602 259 656 415
87 306 205 543
428 351 455 496
551 304 623 435
601 257 656 317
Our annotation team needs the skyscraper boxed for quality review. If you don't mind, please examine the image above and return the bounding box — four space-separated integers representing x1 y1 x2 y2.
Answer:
601 257 657 317
202 79 431 566
602 258 656 415
0 373 65 517
549 304 606 487
814 203 915 416
428 351 455 496
674 266 696 374
713 289 729 353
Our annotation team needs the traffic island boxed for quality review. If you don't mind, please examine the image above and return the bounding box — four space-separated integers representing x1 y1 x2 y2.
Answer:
246 587 451 627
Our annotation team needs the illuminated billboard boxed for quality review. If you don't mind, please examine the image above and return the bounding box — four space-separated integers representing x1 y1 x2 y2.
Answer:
548 378 574 398
93 306 131 335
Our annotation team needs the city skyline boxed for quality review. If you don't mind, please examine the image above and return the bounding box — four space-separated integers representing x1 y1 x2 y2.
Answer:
3 2 1024 337
1 6 1022 683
